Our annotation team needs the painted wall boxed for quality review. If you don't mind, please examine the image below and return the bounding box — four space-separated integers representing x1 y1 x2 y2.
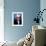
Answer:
40 0 46 27
4 0 40 42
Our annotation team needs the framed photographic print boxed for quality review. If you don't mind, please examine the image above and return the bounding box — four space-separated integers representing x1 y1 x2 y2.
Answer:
12 12 23 26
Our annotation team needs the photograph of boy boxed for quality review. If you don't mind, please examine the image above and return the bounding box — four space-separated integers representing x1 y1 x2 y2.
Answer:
14 14 22 25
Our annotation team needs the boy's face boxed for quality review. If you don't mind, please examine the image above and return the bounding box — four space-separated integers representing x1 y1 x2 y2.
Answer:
16 14 21 21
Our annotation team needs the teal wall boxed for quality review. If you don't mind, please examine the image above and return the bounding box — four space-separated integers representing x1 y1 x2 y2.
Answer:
4 0 40 42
